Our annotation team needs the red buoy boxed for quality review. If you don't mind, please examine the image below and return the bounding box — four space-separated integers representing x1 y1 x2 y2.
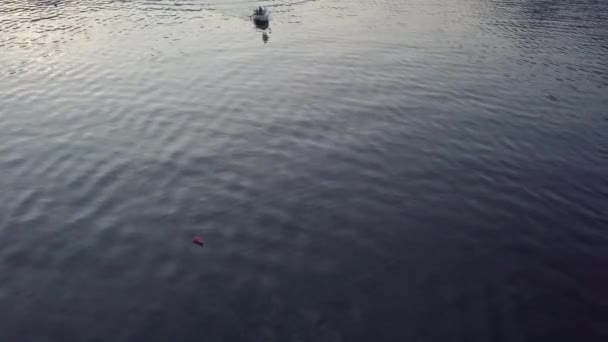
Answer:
193 236 203 246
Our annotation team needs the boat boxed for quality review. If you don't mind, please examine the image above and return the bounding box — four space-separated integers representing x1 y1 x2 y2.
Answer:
252 6 271 22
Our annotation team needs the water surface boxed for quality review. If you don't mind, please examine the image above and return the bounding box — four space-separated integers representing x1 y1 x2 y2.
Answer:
1 0 607 341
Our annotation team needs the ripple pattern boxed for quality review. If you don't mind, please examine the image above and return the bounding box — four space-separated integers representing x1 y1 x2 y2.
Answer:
1 0 607 341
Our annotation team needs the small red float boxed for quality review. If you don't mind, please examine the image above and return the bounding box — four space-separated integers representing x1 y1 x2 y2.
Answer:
192 236 203 246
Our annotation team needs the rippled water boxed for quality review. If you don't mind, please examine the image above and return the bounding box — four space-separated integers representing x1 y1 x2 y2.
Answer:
1 0 607 341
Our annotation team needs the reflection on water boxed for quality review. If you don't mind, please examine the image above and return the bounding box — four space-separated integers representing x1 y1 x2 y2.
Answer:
252 17 270 44
0 0 607 341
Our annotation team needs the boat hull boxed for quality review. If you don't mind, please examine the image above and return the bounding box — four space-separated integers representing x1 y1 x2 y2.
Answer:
252 14 270 22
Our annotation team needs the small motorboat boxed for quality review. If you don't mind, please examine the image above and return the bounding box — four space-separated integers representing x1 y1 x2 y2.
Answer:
252 6 270 22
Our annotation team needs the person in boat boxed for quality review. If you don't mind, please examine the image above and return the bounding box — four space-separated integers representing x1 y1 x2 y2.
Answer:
258 6 264 15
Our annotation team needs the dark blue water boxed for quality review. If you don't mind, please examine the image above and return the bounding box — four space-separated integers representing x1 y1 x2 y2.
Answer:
1 0 607 341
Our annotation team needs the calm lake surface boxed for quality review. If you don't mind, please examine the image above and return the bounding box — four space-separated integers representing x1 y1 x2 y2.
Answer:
1 0 607 341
